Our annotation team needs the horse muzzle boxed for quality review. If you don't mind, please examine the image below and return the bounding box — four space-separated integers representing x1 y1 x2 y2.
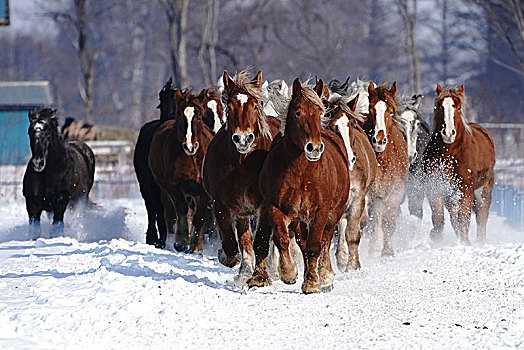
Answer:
371 136 387 153
304 141 324 162
30 157 46 172
183 142 199 156
232 132 255 154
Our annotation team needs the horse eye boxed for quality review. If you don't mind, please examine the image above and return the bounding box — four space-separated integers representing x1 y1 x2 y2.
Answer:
390 112 394 116
296 111 301 117
457 107 461 111
434 106 437 110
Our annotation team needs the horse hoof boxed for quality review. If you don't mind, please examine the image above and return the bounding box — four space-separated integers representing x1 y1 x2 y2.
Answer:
336 260 348 273
279 276 297 285
381 250 395 257
321 283 334 293
218 249 239 268
247 272 271 289
301 281 321 294
347 260 361 271
174 242 191 253
154 241 166 249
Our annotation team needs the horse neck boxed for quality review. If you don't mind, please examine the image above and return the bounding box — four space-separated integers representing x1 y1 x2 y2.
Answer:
46 134 68 166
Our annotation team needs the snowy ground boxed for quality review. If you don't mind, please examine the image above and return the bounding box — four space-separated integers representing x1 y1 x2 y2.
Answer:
0 197 522 349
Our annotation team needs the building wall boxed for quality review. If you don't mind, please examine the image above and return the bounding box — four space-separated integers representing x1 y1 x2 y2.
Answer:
0 109 30 165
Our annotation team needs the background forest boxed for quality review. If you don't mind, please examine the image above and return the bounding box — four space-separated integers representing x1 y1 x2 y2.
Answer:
0 0 522 129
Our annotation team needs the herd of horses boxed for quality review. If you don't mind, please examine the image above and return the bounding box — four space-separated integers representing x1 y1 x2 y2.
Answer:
21 70 496 294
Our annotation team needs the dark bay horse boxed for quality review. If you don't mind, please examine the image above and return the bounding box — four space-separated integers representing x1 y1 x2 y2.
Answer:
149 89 215 253
327 95 378 271
362 82 409 257
398 94 431 219
202 70 280 284
197 86 224 134
133 79 177 248
23 108 95 237
249 79 350 294
422 84 495 244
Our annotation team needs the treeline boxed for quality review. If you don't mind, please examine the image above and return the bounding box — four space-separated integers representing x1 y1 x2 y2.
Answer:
0 0 522 128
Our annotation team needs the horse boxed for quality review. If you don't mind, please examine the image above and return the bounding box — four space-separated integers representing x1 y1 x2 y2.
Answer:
422 84 495 244
133 78 177 248
327 76 350 98
362 82 409 257
261 79 291 118
61 117 98 141
327 94 378 271
397 94 431 219
23 108 95 237
149 89 215 253
197 86 224 134
248 79 350 294
202 70 280 284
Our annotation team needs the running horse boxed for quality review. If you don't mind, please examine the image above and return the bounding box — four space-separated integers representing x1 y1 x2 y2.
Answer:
248 79 350 294
202 70 280 283
422 84 495 244
327 94 378 271
149 90 215 253
362 82 409 257
23 108 95 237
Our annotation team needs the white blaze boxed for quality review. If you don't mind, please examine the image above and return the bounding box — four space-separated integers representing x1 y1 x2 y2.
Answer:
34 122 45 131
400 110 417 160
236 94 248 105
334 114 355 171
442 97 455 136
183 106 195 147
207 100 221 133
374 100 387 139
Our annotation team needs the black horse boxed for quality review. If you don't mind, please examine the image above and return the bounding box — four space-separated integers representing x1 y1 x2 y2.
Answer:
23 108 95 237
133 78 177 248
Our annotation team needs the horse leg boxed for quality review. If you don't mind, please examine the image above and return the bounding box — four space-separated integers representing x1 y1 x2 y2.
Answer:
154 199 167 249
302 209 329 294
473 183 492 243
235 218 255 284
268 205 297 285
173 190 190 253
26 202 42 239
143 196 159 246
215 205 239 268
189 193 211 253
427 194 445 242
407 173 424 219
319 225 336 292
50 196 68 237
346 195 366 270
335 215 349 272
449 191 473 245
248 207 272 288
382 185 404 257
367 196 385 258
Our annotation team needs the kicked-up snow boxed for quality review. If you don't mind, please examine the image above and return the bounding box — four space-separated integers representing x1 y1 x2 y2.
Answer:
0 197 522 349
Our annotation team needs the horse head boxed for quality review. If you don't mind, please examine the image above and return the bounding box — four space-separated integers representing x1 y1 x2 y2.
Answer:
197 86 223 134
365 81 398 153
286 78 327 162
398 94 425 163
174 90 206 156
28 108 59 172
328 95 364 171
434 83 469 144
222 70 269 154
157 78 177 121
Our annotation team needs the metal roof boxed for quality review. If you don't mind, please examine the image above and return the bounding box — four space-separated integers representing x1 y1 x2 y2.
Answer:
0 81 53 107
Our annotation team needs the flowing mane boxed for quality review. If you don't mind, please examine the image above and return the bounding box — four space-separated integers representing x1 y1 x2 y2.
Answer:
434 87 472 135
328 95 365 123
222 70 271 139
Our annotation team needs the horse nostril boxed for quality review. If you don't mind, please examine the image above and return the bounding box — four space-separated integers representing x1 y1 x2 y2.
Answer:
451 130 456 135
305 142 314 152
382 138 387 145
232 134 240 144
247 133 255 144
351 156 356 163
372 136 377 144
193 142 199 151
319 142 324 153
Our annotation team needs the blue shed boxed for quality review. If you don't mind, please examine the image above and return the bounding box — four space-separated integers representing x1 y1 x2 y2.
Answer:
0 81 53 164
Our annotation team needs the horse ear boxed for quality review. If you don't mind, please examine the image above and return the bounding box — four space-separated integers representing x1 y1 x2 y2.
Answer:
252 70 262 89
390 81 397 98
28 109 38 122
314 79 324 98
174 89 183 106
223 70 234 92
281 80 291 98
50 109 57 117
340 76 350 91
458 84 465 94
322 84 330 101
436 83 442 95
292 78 302 96
368 81 376 96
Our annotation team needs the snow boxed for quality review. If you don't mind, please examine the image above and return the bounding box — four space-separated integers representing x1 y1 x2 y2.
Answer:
0 197 522 349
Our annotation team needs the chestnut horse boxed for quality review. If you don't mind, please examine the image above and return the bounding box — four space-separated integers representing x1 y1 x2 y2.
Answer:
149 90 215 253
202 70 280 283
362 82 409 257
249 79 350 294
422 84 495 244
198 86 224 134
327 95 378 271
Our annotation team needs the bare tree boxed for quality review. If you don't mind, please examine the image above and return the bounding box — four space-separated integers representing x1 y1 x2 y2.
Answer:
159 0 189 88
397 0 421 93
468 0 524 79
198 0 220 86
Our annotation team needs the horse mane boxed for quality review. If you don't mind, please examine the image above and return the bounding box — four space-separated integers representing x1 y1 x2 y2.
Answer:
397 95 426 136
201 86 222 101
434 87 472 135
328 95 365 124
222 70 271 139
263 79 292 118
